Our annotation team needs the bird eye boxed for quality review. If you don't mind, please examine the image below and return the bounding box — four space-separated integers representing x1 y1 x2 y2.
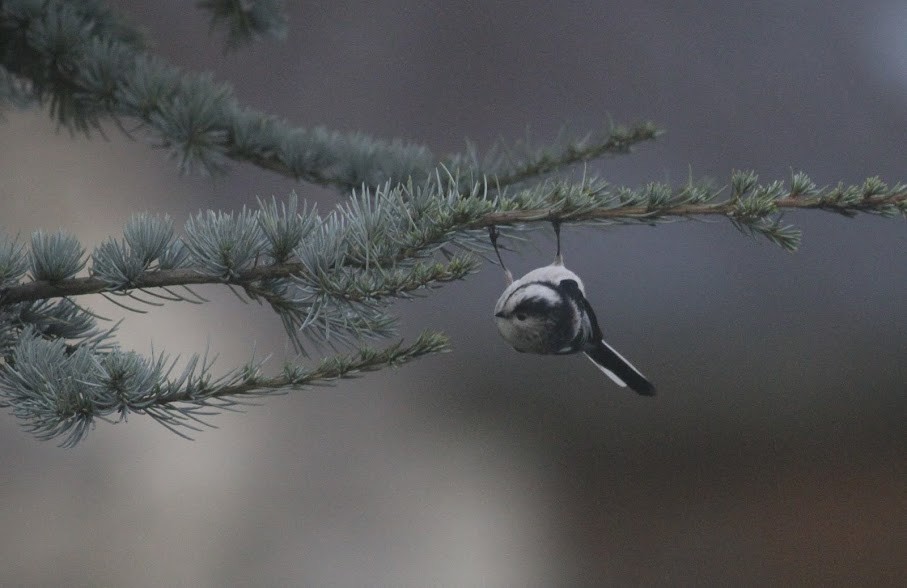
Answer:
515 313 527 321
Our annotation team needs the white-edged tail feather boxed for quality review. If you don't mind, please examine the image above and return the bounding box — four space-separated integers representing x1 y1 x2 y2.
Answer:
584 339 656 396
584 352 628 387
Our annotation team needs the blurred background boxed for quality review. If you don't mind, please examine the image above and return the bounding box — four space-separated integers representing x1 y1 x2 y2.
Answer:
1 1 905 585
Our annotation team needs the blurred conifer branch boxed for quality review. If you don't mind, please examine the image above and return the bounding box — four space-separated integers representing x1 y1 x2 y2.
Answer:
197 0 288 51
0 0 656 188
0 1 904 446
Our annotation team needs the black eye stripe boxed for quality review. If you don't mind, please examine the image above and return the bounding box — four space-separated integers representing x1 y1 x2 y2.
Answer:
512 298 555 316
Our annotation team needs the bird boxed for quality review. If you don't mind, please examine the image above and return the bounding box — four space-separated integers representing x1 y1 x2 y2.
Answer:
490 222 656 395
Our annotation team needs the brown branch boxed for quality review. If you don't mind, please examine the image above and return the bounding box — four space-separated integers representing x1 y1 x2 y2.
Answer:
0 264 305 306
477 193 907 225
2 191 904 307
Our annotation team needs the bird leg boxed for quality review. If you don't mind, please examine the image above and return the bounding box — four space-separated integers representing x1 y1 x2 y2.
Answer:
552 219 563 266
488 225 513 285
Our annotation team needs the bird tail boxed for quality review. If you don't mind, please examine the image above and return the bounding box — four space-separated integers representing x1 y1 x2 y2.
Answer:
584 339 656 396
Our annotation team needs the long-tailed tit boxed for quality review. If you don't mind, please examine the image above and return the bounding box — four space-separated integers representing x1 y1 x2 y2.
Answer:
490 223 656 395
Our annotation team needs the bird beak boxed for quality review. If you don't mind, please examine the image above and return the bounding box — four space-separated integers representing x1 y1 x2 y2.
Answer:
494 311 505 318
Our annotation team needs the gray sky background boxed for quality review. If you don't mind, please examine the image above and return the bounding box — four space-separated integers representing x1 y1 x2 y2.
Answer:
0 1 904 585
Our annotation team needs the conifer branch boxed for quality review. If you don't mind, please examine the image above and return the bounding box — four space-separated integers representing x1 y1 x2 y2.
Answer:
0 328 448 447
2 172 905 310
198 0 288 51
217 330 450 398
474 122 662 189
0 257 475 306
480 189 907 225
0 0 656 187
1 2 904 449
